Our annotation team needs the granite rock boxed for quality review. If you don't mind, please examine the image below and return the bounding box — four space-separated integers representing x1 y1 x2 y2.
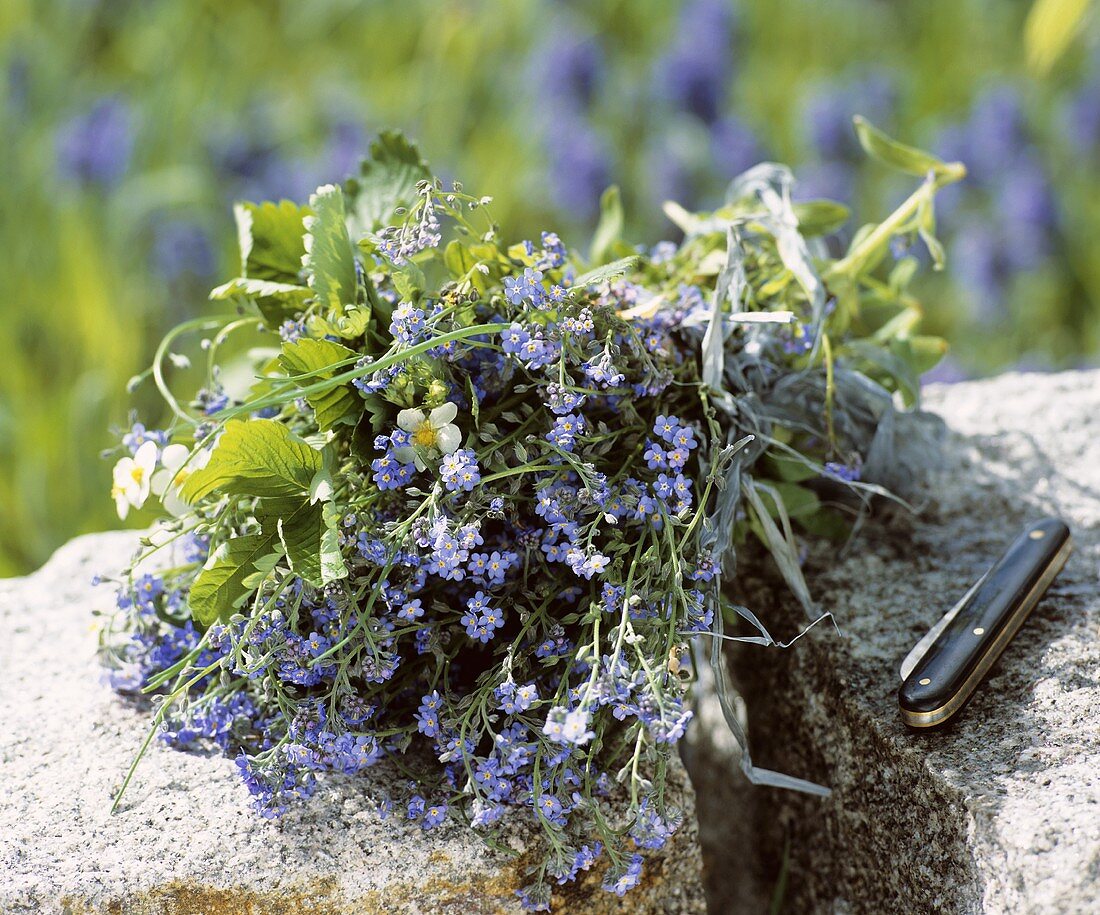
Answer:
688 370 1100 914
680 663 769 915
0 531 706 915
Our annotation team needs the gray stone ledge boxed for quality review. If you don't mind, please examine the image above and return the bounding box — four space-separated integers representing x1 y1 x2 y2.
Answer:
0 532 705 915
688 369 1100 914
5 369 1098 915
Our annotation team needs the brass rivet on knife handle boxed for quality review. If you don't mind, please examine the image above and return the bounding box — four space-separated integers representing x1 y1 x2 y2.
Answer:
898 517 1072 729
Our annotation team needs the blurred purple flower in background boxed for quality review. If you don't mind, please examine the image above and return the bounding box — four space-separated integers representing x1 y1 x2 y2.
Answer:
533 30 604 114
792 160 857 204
646 133 697 210
1063 54 1100 153
55 96 134 188
323 120 369 181
959 87 1030 179
710 116 764 180
530 18 612 222
803 70 896 163
205 108 368 202
794 70 896 216
997 157 1057 269
546 116 613 221
805 88 860 163
207 132 316 202
653 0 737 126
935 86 1060 315
948 217 1015 321
6 55 29 118
150 219 217 284
530 0 767 222
643 1 767 210
929 122 970 222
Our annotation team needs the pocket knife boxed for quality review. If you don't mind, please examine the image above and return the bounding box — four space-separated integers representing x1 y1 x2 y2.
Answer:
898 517 1072 728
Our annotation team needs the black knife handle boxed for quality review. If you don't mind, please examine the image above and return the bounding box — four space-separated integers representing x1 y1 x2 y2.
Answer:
899 517 1072 728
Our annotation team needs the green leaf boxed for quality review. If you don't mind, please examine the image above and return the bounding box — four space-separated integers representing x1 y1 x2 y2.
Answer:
309 473 334 509
365 268 394 329
392 260 426 300
761 453 819 483
662 201 707 236
869 302 922 343
351 402 389 462
320 501 349 584
905 334 949 375
916 195 946 271
465 374 480 427
180 419 322 503
444 239 475 278
1025 0 1091 74
279 338 361 430
209 277 311 329
888 256 919 294
189 533 279 627
572 255 641 290
306 308 372 340
239 551 283 591
853 117 963 180
256 497 348 587
844 339 922 407
348 130 432 233
797 507 852 542
843 222 893 276
742 480 814 614
443 239 489 292
210 277 308 301
756 482 821 520
589 185 624 266
792 200 850 237
303 184 358 313
235 200 310 283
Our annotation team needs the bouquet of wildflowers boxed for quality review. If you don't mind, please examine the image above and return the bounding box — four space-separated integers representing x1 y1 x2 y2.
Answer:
100 123 962 909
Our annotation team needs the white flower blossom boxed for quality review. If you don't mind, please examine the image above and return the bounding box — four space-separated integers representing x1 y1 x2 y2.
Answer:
111 440 157 520
393 402 461 470
150 443 209 517
542 705 595 746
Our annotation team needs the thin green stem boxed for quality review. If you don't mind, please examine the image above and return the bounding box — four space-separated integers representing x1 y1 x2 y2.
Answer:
111 659 222 813
216 322 512 421
825 165 964 279
153 318 229 425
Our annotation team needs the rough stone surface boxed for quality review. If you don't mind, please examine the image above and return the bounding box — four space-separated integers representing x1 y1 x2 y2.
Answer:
680 664 769 915
0 532 706 915
688 369 1100 914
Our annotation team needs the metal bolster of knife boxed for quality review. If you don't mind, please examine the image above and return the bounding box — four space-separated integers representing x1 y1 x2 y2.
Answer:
898 517 1072 729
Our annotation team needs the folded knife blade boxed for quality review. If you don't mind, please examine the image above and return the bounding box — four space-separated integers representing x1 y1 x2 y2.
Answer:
898 517 1072 728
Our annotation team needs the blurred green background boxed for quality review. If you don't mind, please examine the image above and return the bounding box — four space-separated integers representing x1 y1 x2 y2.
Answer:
2 0 1098 575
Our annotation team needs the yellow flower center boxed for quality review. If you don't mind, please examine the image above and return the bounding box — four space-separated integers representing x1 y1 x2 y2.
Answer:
412 423 438 447
130 466 145 485
172 468 192 488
